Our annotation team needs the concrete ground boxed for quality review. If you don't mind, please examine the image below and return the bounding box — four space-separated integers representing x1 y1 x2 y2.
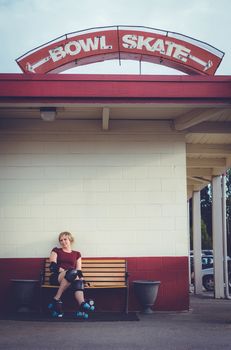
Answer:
0 294 231 350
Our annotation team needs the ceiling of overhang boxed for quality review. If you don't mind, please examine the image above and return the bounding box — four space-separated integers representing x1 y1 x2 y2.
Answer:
0 103 231 199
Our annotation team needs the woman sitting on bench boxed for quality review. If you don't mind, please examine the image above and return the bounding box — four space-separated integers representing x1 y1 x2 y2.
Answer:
48 231 94 318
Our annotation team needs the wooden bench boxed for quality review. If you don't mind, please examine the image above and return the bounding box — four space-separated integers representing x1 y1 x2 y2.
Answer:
40 258 129 313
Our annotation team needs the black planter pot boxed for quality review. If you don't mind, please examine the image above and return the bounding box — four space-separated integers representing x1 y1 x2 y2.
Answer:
133 280 161 314
11 279 39 313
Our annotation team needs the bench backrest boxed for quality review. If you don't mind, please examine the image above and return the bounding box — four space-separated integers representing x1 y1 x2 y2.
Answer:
41 258 128 288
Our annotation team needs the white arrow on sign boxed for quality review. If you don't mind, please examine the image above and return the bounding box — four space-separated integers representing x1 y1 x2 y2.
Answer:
188 54 213 71
26 56 51 73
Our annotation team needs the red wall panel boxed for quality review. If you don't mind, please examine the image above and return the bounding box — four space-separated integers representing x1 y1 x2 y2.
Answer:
0 256 189 312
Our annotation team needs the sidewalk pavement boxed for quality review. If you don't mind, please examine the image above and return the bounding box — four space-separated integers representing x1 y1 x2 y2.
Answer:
0 293 231 350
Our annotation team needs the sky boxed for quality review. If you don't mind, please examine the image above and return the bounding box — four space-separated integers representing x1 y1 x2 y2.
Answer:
0 0 230 75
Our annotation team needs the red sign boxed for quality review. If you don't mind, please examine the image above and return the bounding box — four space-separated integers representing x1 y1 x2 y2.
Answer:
16 26 224 75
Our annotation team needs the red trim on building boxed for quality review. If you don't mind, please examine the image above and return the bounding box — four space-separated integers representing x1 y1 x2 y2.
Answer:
0 74 231 104
0 256 189 312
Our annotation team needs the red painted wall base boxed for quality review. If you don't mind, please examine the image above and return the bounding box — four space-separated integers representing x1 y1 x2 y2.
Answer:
0 256 189 313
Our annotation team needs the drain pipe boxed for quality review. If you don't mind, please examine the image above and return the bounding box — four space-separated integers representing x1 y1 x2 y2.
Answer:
222 174 231 299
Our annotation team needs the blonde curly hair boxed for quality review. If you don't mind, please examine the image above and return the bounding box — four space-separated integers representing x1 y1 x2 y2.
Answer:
58 231 74 244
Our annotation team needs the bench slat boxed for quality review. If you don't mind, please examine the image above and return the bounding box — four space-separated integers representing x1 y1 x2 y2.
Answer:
45 267 126 272
82 260 126 263
44 273 126 276
41 283 127 288
45 258 126 263
84 272 126 277
43 278 126 283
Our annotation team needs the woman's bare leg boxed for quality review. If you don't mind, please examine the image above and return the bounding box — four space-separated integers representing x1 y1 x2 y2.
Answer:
54 271 70 300
74 290 85 306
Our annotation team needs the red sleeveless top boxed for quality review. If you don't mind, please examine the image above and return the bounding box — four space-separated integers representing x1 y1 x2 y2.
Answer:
52 247 81 270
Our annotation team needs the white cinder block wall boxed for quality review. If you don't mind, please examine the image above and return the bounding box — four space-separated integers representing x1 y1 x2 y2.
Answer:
0 120 188 258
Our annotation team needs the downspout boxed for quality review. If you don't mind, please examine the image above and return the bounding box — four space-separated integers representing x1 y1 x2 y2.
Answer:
187 200 192 289
222 174 231 299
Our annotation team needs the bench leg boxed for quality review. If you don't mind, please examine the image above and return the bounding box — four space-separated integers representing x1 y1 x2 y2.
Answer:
39 288 43 314
125 286 129 314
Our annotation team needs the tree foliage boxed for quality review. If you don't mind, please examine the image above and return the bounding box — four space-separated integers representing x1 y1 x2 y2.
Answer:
189 169 231 253
200 185 212 248
189 186 212 250
226 169 231 256
189 218 212 250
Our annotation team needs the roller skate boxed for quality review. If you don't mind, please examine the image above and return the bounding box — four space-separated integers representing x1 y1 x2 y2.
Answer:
81 299 95 313
75 299 95 319
75 310 89 319
48 298 63 318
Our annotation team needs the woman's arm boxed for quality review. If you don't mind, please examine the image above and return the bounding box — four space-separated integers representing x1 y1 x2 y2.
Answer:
76 257 82 270
49 251 57 263
49 251 64 273
76 257 83 279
